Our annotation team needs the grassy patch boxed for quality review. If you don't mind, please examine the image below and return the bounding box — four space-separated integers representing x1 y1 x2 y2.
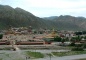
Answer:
5 54 10 57
26 51 44 58
46 53 52 56
13 58 24 60
52 51 86 57
77 58 86 60
0 58 3 60
0 47 12 50
46 53 54 57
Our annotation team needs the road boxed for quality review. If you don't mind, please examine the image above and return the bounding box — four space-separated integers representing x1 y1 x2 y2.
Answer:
0 49 86 60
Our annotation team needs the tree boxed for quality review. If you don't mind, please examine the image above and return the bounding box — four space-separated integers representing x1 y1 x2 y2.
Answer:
76 35 82 41
82 31 86 34
0 34 3 39
84 36 86 39
70 42 75 46
71 35 81 42
54 36 62 42
75 32 82 35
71 47 84 51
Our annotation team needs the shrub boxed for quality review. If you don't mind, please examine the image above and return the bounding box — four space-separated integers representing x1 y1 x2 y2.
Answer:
26 51 44 58
69 42 75 46
54 36 62 42
71 47 84 51
75 44 83 47
83 44 86 48
0 34 3 39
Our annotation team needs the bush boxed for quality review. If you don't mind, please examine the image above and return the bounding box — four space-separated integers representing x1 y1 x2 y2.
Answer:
83 44 86 48
0 34 3 39
75 44 83 47
0 58 2 60
69 42 75 46
26 51 44 58
54 36 62 42
71 47 84 51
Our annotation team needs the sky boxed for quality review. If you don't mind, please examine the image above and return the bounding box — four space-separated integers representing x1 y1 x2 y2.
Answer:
0 0 86 17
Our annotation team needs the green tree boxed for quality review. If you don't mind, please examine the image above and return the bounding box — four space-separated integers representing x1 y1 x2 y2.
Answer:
71 35 81 42
84 36 86 39
61 38 65 43
0 34 3 39
54 36 62 42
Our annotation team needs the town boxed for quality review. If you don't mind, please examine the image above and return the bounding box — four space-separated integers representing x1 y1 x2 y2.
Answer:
0 27 86 60
0 0 86 60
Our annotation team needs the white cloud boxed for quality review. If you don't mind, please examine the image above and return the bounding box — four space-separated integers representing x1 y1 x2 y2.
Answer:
0 0 1 3
23 0 86 8
1 0 86 17
20 0 86 17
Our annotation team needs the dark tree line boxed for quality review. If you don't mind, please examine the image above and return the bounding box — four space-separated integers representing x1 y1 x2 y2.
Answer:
75 31 86 35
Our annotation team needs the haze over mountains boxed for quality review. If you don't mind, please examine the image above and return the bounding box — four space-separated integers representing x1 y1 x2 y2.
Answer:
0 5 86 31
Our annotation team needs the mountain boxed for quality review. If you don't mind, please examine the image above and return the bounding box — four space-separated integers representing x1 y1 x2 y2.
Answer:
0 5 86 31
0 5 50 29
43 15 86 31
43 16 58 20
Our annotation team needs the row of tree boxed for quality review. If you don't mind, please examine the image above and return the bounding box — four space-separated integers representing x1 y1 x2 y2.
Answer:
53 35 86 42
75 31 86 35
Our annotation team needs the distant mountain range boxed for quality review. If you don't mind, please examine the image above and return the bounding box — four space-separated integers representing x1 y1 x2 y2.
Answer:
43 15 86 31
43 16 58 20
0 5 86 31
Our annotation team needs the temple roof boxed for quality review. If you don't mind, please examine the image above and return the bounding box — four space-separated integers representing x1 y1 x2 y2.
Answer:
44 29 58 38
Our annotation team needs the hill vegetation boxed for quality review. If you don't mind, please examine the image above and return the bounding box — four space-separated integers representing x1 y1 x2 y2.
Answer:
0 5 86 31
43 15 86 30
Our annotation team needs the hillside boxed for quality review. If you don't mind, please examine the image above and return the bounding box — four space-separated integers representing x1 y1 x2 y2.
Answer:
43 16 58 20
0 5 50 29
0 5 86 31
43 15 86 30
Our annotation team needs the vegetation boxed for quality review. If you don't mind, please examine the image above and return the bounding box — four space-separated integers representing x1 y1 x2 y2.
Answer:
78 58 86 60
71 35 82 42
71 47 84 51
52 51 86 57
0 58 2 60
83 43 86 48
46 53 53 57
75 32 83 35
0 34 3 39
0 47 12 50
54 36 62 42
75 31 86 35
0 5 86 30
0 5 49 29
26 51 44 58
69 42 75 46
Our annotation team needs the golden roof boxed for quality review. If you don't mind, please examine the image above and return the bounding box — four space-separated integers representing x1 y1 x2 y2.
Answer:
45 29 58 38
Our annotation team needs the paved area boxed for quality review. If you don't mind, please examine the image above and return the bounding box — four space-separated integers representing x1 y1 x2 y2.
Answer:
0 51 25 60
0 49 86 60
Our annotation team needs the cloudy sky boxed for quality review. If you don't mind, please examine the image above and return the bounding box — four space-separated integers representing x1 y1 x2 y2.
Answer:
0 0 86 17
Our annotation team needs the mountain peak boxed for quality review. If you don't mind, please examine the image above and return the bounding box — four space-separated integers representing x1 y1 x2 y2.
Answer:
0 5 86 31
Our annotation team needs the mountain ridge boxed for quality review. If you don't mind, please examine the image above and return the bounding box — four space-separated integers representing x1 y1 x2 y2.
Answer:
0 5 86 31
